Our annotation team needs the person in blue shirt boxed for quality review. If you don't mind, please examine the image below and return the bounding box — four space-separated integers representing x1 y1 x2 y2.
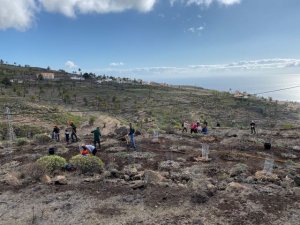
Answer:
202 124 208 135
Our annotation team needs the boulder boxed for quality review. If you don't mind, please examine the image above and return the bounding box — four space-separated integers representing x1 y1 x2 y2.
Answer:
123 165 139 177
292 146 300 152
281 153 298 159
159 160 180 171
292 187 300 197
4 173 21 187
294 176 300 187
41 175 52 184
144 170 165 184
255 171 279 182
226 182 248 192
130 180 145 189
191 192 209 204
53 175 67 185
229 163 249 177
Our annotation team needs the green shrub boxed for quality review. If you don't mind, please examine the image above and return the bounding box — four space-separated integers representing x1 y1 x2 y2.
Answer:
36 155 67 172
33 133 52 144
16 138 29 146
89 116 96 126
70 154 104 174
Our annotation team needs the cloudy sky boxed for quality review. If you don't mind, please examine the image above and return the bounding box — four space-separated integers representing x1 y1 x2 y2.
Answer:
0 0 300 82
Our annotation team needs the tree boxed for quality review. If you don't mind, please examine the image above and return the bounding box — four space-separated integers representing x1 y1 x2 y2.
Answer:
37 74 44 81
1 77 12 87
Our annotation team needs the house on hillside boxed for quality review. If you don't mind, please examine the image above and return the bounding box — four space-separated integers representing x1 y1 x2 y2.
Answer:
37 72 55 80
70 76 85 81
234 91 249 99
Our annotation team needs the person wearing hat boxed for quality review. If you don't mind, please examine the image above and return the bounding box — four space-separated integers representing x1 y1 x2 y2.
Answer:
250 121 256 134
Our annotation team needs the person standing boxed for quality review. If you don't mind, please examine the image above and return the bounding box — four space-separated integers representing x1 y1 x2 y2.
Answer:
91 127 101 149
52 125 60 142
250 121 256 134
65 128 70 144
128 123 136 150
70 121 78 142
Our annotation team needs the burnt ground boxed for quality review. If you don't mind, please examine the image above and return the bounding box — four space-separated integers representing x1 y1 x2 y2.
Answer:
0 128 300 225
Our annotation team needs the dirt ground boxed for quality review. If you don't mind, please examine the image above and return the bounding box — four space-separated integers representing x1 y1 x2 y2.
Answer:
0 124 300 225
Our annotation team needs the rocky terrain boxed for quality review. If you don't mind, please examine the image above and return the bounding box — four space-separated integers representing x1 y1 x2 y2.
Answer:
0 116 299 225
0 78 300 225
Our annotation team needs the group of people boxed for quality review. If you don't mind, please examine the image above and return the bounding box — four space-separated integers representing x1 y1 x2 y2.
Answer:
52 121 78 143
182 120 208 135
51 121 137 157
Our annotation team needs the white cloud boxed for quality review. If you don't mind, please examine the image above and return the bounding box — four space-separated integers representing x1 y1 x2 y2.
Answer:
65 60 78 69
187 26 204 34
99 58 300 78
171 0 241 7
110 62 125 67
39 0 157 17
0 0 157 30
0 0 36 31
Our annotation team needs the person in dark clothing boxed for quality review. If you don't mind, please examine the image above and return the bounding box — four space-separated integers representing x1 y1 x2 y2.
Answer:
91 127 101 149
128 123 136 149
70 122 78 142
52 126 60 142
250 121 256 134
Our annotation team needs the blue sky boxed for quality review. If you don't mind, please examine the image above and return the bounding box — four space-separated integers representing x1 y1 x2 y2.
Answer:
0 0 300 82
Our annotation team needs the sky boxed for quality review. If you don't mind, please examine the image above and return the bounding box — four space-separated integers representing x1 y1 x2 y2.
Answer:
0 0 300 83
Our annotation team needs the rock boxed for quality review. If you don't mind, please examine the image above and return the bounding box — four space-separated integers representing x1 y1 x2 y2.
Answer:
191 192 209 204
123 165 138 177
144 170 165 184
193 156 212 162
292 146 300 152
130 180 145 189
124 175 130 181
229 163 249 177
294 176 300 187
159 160 180 171
4 173 21 186
207 183 217 195
53 175 67 185
225 130 238 138
84 175 102 183
292 187 300 197
255 171 279 182
281 153 298 159
226 182 248 191
41 175 52 184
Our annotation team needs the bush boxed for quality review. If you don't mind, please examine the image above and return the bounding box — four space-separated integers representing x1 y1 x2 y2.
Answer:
36 155 67 172
16 138 29 146
70 154 104 174
89 116 96 126
33 133 52 144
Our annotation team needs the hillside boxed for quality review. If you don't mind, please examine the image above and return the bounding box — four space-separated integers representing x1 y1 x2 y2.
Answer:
0 71 300 225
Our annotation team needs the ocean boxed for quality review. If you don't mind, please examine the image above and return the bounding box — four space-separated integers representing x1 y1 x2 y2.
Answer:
168 74 300 102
